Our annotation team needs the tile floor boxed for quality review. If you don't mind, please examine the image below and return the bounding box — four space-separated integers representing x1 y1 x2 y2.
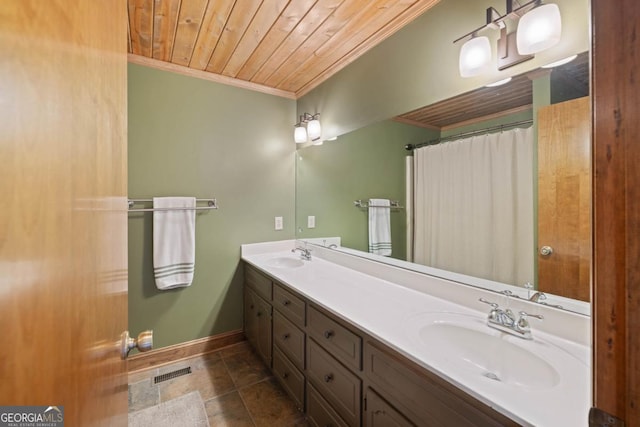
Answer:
128 341 308 426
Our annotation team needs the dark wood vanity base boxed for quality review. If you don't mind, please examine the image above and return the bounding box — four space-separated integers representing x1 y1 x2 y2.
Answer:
243 263 519 427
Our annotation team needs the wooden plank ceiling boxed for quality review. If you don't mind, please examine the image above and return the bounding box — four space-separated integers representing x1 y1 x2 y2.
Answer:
128 0 440 99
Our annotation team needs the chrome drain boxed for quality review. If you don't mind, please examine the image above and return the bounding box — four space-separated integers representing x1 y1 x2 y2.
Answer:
483 372 501 381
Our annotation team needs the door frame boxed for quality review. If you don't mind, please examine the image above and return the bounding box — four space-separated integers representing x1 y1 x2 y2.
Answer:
592 0 640 424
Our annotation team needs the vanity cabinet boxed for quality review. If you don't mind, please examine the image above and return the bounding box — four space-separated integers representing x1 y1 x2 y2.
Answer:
272 281 307 412
243 287 272 367
308 305 362 371
363 342 518 427
307 337 361 426
243 265 273 367
243 262 518 427
364 388 413 427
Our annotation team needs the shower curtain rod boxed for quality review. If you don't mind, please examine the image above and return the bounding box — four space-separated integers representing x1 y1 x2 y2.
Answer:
404 119 533 151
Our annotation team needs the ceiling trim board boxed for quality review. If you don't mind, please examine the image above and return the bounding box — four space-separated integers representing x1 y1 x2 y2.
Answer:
127 54 297 100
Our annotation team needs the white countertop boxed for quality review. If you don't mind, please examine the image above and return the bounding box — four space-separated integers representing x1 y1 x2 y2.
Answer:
241 241 591 427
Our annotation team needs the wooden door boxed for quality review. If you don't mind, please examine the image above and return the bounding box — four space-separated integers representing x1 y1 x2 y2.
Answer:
537 97 591 302
0 1 128 425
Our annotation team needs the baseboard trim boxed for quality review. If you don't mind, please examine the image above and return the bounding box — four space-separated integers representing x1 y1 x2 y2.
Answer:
127 329 245 372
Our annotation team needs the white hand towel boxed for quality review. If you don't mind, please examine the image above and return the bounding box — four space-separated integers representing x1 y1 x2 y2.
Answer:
368 198 392 256
153 197 196 290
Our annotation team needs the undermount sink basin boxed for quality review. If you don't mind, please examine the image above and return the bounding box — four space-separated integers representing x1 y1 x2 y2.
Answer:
407 312 561 390
264 256 305 269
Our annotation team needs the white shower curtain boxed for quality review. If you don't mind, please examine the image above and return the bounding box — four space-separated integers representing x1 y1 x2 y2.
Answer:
413 127 534 286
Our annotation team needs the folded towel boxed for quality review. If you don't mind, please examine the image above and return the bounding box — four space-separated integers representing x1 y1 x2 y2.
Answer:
368 198 392 256
153 197 196 290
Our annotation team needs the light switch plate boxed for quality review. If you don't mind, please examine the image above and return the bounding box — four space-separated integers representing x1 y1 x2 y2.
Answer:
275 216 283 230
307 215 316 228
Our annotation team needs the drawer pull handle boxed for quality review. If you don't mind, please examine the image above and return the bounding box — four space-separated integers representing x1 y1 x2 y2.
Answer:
323 330 334 339
323 373 334 383
282 372 289 379
282 333 290 340
374 410 386 416
249 304 254 309
256 311 262 317
283 300 291 306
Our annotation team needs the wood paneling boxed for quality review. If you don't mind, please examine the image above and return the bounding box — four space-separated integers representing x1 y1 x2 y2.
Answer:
537 97 591 302
128 0 440 97
129 0 155 56
0 1 128 425
152 0 181 61
171 0 208 66
592 0 640 424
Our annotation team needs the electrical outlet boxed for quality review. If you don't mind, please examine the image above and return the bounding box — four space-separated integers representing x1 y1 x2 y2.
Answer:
274 216 283 230
307 215 316 228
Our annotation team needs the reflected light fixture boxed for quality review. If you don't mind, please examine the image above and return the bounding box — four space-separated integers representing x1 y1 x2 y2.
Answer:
294 113 321 143
517 3 562 55
455 0 562 78
294 123 307 143
459 35 492 77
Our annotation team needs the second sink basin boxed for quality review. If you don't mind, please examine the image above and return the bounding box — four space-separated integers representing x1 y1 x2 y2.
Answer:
264 256 305 269
406 312 563 390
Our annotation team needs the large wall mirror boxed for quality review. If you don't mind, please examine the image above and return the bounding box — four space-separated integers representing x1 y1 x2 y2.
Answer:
295 0 590 315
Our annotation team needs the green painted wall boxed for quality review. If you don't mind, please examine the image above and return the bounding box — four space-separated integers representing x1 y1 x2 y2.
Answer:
295 120 437 260
128 63 295 349
298 0 589 139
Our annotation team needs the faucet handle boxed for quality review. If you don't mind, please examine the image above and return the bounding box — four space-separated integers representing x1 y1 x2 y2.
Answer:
519 311 544 320
517 311 544 330
478 298 498 308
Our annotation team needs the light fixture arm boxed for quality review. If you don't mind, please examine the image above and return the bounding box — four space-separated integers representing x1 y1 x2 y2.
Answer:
453 0 542 44
300 112 320 123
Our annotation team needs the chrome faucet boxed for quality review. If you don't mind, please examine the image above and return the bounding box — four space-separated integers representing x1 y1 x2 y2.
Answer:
529 291 547 302
479 298 543 340
291 247 312 261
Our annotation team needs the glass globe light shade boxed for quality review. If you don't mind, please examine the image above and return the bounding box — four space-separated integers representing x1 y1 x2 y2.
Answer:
459 36 492 78
517 3 562 55
294 126 307 143
307 119 322 140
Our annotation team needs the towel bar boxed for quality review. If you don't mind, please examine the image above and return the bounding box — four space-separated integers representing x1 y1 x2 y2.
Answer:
354 200 403 209
128 198 218 212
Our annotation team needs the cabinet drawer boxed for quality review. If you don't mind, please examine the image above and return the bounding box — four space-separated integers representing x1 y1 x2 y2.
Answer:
273 346 305 411
365 388 414 427
308 338 361 427
273 310 305 370
364 342 518 427
273 283 306 326
245 264 272 301
308 306 362 371
307 383 348 427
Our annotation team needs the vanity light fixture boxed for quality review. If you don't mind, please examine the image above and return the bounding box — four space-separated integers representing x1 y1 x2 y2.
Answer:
294 112 322 143
455 0 562 77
